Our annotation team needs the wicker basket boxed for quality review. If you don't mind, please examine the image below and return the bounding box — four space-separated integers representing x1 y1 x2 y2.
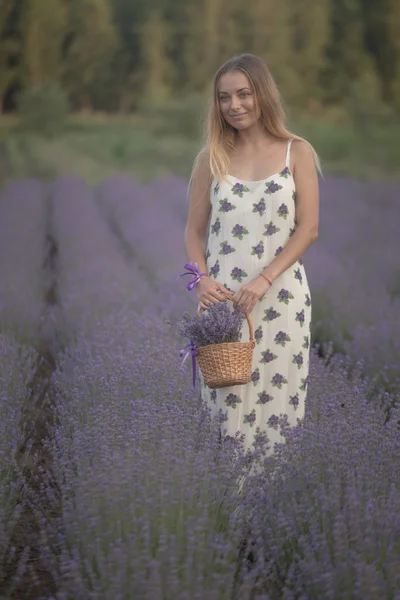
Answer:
195 290 256 389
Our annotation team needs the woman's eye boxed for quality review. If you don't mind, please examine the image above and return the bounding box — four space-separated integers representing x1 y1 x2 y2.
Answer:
240 92 250 98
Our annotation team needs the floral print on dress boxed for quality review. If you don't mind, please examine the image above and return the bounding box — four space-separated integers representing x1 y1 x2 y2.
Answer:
263 221 281 237
200 139 312 457
256 390 274 405
219 198 236 213
219 241 236 255
265 180 283 195
260 348 278 364
294 268 303 284
231 182 250 197
244 409 257 427
232 224 249 239
252 199 267 216
225 393 242 408
254 325 263 345
277 289 295 304
231 267 247 283
296 308 305 327
211 217 221 236
271 373 288 388
251 241 265 259
274 331 291 347
209 259 220 278
277 203 289 219
292 351 304 369
280 166 291 179
262 307 281 322
251 367 261 386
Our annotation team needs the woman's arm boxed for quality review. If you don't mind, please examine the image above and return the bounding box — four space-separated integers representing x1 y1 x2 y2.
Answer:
183 150 213 275
260 139 319 282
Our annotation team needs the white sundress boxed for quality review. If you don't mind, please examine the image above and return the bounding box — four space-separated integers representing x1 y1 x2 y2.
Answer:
198 139 312 457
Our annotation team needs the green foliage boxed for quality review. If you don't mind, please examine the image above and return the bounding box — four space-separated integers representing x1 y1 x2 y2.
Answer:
16 82 69 137
140 93 208 139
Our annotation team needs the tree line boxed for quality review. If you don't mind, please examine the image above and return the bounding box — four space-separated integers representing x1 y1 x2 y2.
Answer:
1 0 399 116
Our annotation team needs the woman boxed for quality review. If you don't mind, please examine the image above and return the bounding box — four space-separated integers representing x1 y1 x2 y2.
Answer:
184 53 320 457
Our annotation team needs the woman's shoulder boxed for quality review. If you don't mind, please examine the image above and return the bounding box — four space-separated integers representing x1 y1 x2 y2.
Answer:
290 137 321 175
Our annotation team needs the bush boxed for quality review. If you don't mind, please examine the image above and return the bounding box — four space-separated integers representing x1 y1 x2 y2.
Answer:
17 82 70 137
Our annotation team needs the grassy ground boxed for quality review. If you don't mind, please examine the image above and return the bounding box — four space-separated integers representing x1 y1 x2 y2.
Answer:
0 112 399 187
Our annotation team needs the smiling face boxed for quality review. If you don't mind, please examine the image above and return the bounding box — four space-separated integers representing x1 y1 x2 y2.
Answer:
217 70 261 130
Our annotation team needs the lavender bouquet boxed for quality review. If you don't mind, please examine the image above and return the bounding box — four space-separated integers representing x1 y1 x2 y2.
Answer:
178 300 246 348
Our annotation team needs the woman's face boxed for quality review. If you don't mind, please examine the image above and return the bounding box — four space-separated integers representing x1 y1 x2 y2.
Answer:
217 70 260 130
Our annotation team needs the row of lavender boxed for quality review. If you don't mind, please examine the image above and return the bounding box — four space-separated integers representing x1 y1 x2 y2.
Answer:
1 174 399 598
0 181 46 587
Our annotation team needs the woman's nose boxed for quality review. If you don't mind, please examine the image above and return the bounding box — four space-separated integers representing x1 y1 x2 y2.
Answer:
230 96 241 110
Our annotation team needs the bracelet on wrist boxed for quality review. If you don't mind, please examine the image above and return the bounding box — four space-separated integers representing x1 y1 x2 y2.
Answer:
260 273 273 286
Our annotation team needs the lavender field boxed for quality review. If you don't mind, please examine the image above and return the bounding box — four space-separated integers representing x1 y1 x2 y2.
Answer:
0 173 400 599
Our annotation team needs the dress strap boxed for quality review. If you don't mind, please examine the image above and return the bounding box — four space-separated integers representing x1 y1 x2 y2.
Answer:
285 139 293 169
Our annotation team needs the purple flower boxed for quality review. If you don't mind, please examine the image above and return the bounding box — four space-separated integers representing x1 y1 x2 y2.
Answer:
254 326 263 344
292 351 304 369
275 246 283 256
252 199 266 216
243 409 257 427
219 199 236 213
274 331 291 347
260 348 278 364
231 182 249 197
280 166 291 178
265 180 283 194
267 414 280 429
208 259 220 278
225 393 242 408
271 372 288 388
277 203 289 219
294 267 303 284
289 394 300 409
262 306 281 322
232 224 249 239
296 308 305 326
256 390 273 405
263 221 280 237
251 241 264 259
277 288 294 304
219 241 236 255
211 218 221 236
231 267 247 283
251 367 261 384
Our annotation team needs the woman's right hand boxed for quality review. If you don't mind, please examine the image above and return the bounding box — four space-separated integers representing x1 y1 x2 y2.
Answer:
196 276 231 311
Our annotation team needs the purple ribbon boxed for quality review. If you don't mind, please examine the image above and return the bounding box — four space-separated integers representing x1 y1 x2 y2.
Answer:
176 261 207 291
179 339 198 388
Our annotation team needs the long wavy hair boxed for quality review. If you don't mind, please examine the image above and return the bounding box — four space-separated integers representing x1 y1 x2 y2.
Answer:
189 53 321 189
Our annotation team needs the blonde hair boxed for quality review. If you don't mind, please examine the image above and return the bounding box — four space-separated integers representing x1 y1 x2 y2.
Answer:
189 53 321 190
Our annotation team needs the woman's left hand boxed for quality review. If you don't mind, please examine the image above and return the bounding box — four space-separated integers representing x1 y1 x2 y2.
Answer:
233 275 271 315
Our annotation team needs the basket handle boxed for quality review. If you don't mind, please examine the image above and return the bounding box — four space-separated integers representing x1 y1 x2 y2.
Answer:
196 289 255 344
